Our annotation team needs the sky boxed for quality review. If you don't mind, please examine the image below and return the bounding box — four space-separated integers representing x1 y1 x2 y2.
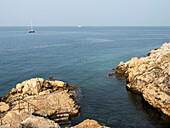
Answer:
0 0 170 26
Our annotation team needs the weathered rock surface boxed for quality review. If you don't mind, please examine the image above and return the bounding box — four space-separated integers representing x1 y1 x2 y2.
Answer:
0 78 80 127
20 117 60 128
1 111 35 128
11 90 80 118
0 102 9 113
115 43 170 116
0 111 60 128
71 119 110 128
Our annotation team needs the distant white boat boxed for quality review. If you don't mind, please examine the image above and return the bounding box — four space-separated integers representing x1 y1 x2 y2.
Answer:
28 20 35 33
77 25 82 28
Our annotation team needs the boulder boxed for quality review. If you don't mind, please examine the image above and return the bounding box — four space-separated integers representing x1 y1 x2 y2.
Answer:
16 83 24 93
0 102 9 112
20 117 60 128
46 80 67 88
22 78 44 95
71 119 106 128
1 111 31 128
115 61 127 75
71 119 110 128
1 111 60 128
49 75 53 80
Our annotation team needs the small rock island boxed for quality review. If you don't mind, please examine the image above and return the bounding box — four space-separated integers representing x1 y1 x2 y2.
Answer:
115 43 170 117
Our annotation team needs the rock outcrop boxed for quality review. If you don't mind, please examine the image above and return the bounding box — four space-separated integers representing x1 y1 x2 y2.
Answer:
20 117 60 128
115 43 170 116
0 78 80 127
0 102 9 113
0 111 60 128
71 119 110 128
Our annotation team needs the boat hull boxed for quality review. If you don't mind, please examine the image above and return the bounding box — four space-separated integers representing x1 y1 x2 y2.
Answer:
28 30 35 33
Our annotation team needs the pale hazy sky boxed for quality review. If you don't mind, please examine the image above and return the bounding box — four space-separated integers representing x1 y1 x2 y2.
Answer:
0 0 170 26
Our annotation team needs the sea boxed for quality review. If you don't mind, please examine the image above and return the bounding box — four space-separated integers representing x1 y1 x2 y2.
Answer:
0 26 170 128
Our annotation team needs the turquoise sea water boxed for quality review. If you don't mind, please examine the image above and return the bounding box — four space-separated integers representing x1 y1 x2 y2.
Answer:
0 26 170 127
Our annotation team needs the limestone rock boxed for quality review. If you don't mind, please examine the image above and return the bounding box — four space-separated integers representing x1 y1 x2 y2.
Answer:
20 117 60 128
115 42 170 116
2 78 70 103
11 90 80 119
71 119 110 128
0 102 9 112
1 111 32 128
10 88 17 95
115 61 127 75
1 111 60 128
39 89 51 96
22 78 45 95
46 80 67 88
0 78 80 127
16 83 24 93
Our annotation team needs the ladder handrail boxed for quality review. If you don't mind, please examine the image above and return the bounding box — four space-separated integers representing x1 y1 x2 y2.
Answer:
17 98 39 113
0 98 40 126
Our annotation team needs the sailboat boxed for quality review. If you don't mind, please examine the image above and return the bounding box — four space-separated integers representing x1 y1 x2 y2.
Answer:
28 20 35 33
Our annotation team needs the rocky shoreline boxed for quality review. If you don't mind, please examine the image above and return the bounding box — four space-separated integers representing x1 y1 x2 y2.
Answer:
114 43 170 117
0 78 80 127
2 43 169 128
0 78 109 128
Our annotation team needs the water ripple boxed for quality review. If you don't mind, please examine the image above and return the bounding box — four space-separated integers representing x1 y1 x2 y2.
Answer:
0 43 72 53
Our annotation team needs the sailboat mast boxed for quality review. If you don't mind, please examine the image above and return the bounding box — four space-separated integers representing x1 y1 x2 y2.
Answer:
28 20 35 33
30 20 33 30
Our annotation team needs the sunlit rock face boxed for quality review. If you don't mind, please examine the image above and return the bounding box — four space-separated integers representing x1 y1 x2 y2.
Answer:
0 78 80 127
115 43 170 116
0 102 9 112
71 119 110 128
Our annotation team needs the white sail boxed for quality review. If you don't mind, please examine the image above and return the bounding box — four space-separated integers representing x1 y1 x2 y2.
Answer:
30 20 33 30
28 20 35 33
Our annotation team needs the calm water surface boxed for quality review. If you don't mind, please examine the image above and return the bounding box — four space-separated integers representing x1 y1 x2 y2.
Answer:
0 26 170 128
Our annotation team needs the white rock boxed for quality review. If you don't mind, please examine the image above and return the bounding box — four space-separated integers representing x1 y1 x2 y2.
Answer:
20 117 60 128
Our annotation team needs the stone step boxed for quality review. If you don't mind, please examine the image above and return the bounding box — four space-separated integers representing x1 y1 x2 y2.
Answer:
56 113 69 118
57 109 72 114
49 113 70 119
54 117 69 122
58 120 71 125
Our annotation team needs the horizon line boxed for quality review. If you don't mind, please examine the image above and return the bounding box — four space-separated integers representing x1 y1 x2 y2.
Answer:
0 25 170 27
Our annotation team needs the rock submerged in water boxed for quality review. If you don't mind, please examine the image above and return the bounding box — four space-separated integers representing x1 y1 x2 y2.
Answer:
49 75 53 80
115 42 170 116
0 78 80 127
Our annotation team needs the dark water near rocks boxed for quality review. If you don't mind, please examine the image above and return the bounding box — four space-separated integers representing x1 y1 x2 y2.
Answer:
0 26 170 128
